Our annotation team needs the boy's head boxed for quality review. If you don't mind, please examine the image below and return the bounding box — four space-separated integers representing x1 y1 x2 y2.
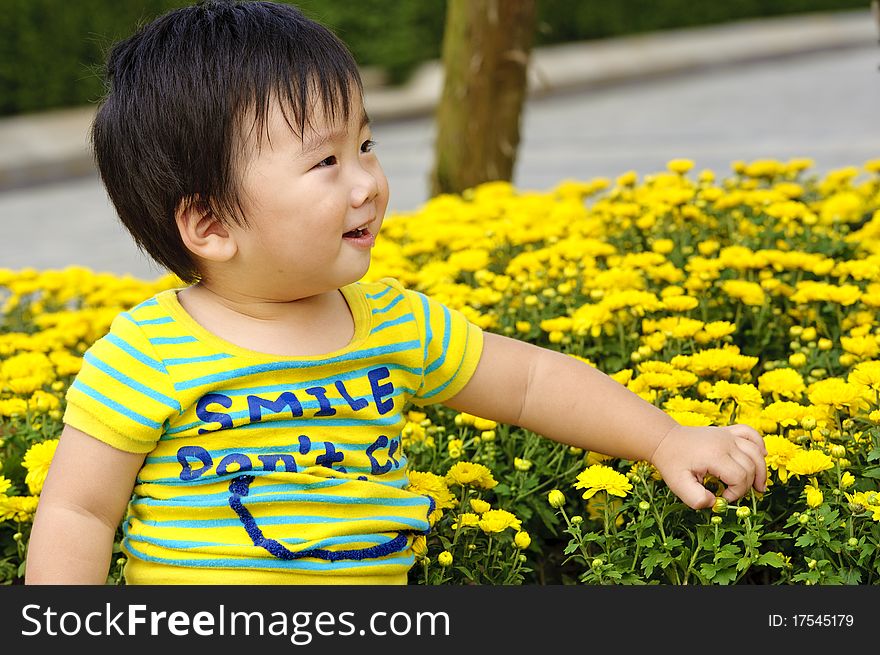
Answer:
92 0 379 285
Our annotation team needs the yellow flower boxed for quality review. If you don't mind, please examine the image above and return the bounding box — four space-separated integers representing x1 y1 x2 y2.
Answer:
764 435 799 483
407 470 456 524
757 368 806 400
663 295 699 312
447 438 463 459
458 512 480 527
573 464 633 500
840 471 855 489
805 483 824 508
786 449 834 477
0 475 12 496
478 509 522 534
807 378 869 415
514 531 531 549
22 439 59 495
514 457 532 471
438 551 453 567
721 279 765 306
445 461 498 489
651 239 675 255
0 495 40 523
472 417 497 431
412 535 427 558
706 380 763 410
667 158 695 174
548 489 565 508
469 498 491 514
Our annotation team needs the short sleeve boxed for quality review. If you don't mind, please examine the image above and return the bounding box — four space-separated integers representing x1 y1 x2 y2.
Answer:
391 279 484 407
63 311 179 453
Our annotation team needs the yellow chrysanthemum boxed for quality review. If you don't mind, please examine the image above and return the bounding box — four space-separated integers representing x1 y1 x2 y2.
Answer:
807 378 869 415
407 469 456 525
0 495 40 523
573 464 633 500
445 461 498 489
469 498 491 514
706 380 764 409
757 368 806 400
785 449 834 477
805 483 824 508
763 435 799 483
477 509 522 534
22 439 59 495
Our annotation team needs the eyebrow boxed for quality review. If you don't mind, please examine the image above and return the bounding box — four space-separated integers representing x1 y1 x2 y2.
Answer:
299 111 371 157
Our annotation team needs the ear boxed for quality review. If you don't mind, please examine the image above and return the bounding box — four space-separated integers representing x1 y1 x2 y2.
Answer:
175 197 238 263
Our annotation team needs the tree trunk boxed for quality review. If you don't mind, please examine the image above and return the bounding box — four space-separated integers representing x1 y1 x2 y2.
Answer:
430 0 537 197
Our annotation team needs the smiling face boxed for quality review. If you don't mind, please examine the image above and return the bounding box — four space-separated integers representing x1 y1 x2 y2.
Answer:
219 91 389 301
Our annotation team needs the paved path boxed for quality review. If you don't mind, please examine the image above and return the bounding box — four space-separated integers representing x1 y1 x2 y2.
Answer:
1 11 878 280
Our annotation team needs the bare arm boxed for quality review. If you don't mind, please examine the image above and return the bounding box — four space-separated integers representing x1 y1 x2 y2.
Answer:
444 332 767 508
25 424 146 584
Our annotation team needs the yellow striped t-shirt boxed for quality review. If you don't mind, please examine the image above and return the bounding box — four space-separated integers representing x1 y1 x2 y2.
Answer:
63 276 483 584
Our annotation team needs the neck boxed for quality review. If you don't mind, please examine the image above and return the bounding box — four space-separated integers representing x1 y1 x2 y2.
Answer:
186 281 338 323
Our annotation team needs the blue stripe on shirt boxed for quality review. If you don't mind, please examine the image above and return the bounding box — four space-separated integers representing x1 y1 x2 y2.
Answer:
70 379 162 430
83 351 181 412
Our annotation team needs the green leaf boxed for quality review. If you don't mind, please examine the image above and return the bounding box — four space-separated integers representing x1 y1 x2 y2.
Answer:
712 568 738 585
754 552 786 568
795 533 815 547
862 466 880 480
641 550 672 577
842 568 862 585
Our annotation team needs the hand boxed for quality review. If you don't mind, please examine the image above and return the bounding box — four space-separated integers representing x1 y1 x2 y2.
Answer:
649 423 768 510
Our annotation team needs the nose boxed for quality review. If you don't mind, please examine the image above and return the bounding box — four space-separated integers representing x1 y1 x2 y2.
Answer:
350 162 382 208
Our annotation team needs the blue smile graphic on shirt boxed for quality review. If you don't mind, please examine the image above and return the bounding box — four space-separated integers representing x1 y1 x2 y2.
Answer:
227 475 411 561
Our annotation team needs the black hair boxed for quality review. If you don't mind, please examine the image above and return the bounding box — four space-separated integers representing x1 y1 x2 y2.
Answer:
91 0 363 282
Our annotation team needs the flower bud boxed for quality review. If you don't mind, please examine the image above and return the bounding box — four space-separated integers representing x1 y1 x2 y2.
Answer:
591 558 603 569
847 537 858 548
438 551 453 567
514 531 531 550
710 515 723 525
12 532 22 542
735 505 751 519
799 514 810 524
412 535 428 558
712 497 728 514
548 489 565 508
638 500 650 511
800 416 817 431
807 558 817 569
571 516 583 525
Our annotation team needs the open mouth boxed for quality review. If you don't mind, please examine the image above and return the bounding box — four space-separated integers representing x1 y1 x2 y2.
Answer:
343 227 369 238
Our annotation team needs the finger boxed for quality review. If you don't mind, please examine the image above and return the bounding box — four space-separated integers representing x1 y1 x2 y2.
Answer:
707 453 750 502
723 448 756 501
735 437 768 492
728 423 767 456
665 470 716 510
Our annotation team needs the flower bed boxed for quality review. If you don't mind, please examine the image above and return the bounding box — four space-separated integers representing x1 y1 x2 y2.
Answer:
2 157 880 584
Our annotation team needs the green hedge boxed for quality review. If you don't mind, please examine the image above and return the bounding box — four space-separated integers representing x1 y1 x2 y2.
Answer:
0 0 869 116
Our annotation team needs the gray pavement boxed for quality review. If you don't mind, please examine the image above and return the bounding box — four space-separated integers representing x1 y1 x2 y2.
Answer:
0 9 878 280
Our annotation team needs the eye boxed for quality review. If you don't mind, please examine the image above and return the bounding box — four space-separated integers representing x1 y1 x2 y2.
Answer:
361 139 377 153
314 155 337 168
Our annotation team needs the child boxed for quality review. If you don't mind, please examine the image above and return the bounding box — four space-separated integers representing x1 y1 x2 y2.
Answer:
25 0 767 585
